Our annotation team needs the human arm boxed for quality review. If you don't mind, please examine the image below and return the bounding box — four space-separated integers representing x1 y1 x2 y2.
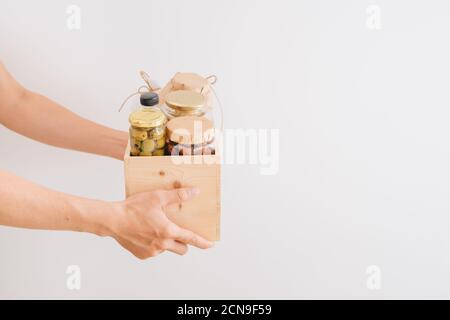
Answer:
0 62 128 160
0 170 213 258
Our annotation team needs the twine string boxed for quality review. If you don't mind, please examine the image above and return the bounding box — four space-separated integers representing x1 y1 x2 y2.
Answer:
118 71 224 131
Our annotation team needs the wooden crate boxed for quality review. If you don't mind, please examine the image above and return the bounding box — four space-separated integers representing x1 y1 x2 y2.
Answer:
124 144 221 241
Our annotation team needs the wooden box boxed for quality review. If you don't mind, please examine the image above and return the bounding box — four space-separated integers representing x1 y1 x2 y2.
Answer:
124 144 221 241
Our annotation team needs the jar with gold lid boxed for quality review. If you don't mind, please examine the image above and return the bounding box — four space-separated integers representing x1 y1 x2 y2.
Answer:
166 116 215 156
129 92 167 156
162 90 208 120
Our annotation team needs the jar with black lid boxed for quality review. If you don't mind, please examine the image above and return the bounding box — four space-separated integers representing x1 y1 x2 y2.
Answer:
128 92 167 156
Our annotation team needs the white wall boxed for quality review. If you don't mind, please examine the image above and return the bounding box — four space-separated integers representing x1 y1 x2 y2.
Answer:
1 0 450 299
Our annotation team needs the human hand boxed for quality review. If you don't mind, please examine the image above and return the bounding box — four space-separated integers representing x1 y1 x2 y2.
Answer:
109 187 213 259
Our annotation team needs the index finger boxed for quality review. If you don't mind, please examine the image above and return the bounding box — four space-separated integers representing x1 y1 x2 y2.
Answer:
173 226 214 249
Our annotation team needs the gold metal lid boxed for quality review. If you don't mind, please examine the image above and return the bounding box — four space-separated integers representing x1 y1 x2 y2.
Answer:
165 90 205 111
167 116 214 145
129 108 166 128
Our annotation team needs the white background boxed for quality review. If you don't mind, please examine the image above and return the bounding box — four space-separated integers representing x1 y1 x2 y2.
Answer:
1 0 450 299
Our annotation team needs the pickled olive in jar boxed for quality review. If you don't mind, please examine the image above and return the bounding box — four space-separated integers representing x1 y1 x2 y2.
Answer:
130 145 140 156
150 126 165 139
130 137 142 150
128 92 167 157
141 139 156 155
130 137 135 146
152 148 165 156
131 128 148 141
129 137 140 156
156 136 165 149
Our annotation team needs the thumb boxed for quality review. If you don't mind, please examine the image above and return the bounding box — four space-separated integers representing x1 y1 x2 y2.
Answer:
158 187 200 206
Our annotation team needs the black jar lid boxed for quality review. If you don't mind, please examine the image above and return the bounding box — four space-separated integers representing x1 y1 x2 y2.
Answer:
140 92 159 107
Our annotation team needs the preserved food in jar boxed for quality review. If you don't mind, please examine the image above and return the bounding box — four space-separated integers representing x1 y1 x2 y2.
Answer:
166 116 215 156
128 92 167 156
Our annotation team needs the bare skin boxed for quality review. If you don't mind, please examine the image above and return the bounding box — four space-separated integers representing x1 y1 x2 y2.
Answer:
0 62 213 259
0 63 128 160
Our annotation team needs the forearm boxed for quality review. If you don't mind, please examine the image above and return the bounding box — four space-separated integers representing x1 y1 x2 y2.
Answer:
3 90 127 160
0 63 128 160
0 170 117 236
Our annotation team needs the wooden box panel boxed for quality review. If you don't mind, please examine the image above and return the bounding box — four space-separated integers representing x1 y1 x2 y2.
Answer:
124 144 221 241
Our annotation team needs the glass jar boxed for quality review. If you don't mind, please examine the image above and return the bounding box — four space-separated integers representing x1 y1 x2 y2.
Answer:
162 90 207 120
165 116 215 156
128 92 167 156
